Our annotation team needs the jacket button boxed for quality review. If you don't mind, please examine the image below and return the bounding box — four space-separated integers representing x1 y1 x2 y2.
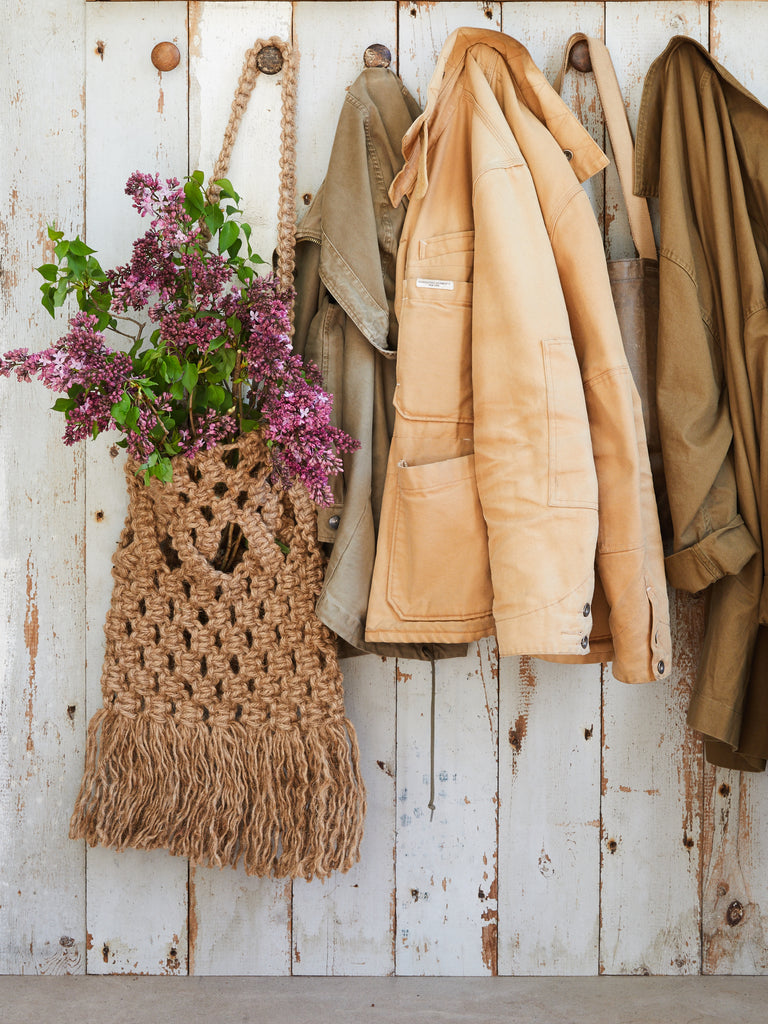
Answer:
657 660 665 675
580 636 588 650
563 148 574 161
583 603 591 617
328 515 341 530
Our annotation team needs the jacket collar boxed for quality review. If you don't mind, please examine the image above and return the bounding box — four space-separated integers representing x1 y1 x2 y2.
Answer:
635 35 768 198
390 27 607 205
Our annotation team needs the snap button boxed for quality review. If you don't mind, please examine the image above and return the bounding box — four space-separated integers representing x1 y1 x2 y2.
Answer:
583 603 591 617
657 660 665 675
563 148 574 161
328 514 341 530
580 636 588 650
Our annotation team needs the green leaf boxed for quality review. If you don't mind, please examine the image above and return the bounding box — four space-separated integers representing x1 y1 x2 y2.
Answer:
53 280 69 308
183 180 205 213
191 169 205 186
69 238 97 256
54 239 70 261
47 225 64 242
124 407 140 430
249 252 266 265
36 263 58 282
218 221 239 253
40 287 55 318
225 315 242 336
52 397 76 412
275 539 290 555
170 381 185 401
66 252 86 278
111 393 131 425
152 458 174 484
240 417 259 433
214 178 240 202
207 384 226 410
181 362 199 391
203 205 225 236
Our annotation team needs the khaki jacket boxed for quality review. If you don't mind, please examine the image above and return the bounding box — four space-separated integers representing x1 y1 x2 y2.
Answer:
293 68 465 660
636 37 768 769
365 28 671 682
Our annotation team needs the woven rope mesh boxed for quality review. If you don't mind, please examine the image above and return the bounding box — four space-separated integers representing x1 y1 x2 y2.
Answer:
70 433 365 880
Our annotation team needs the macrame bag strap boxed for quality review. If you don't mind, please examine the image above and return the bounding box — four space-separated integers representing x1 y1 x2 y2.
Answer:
555 33 656 261
208 36 298 291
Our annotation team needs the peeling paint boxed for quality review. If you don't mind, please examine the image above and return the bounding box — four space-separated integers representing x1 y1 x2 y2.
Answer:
24 558 39 754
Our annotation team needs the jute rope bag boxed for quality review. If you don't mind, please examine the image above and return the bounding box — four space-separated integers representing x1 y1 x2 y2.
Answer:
69 38 366 880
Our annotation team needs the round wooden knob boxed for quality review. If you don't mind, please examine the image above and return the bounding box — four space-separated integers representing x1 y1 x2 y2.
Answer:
569 40 593 73
151 41 180 73
364 43 392 69
256 45 284 75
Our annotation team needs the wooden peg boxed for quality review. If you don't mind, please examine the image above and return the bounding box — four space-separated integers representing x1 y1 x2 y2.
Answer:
569 39 593 73
150 41 180 73
256 45 284 75
364 43 392 69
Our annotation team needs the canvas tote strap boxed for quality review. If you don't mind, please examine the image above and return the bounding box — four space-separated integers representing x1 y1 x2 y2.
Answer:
555 33 656 261
208 36 298 291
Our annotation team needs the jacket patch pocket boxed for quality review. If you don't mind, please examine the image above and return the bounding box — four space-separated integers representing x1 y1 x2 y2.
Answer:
542 339 599 510
395 279 473 423
388 454 493 621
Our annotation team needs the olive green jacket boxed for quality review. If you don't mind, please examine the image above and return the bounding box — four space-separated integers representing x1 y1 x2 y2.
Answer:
637 37 768 770
293 67 465 660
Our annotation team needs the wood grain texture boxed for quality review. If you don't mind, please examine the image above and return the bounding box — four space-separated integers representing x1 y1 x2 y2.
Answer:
395 642 499 976
186 1 294 976
83 0 191 976
0 0 87 976
498 658 601 975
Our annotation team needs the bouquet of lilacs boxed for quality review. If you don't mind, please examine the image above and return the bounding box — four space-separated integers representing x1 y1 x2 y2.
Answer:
0 171 356 504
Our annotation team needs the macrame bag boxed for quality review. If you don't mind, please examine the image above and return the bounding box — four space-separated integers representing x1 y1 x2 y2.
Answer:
556 34 670 541
69 38 366 880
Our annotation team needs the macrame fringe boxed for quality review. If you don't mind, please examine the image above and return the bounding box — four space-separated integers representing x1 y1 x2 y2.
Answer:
70 706 366 880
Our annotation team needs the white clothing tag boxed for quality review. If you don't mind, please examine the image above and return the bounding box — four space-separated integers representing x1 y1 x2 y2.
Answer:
416 278 454 290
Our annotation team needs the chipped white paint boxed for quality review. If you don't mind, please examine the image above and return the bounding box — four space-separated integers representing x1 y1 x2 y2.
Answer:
395 641 499 976
0 0 87 976
498 657 601 975
4 0 768 980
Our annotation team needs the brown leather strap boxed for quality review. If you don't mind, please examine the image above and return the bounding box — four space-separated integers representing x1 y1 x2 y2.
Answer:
555 33 656 261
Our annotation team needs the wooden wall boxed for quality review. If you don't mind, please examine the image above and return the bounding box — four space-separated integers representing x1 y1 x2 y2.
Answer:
2 0 768 976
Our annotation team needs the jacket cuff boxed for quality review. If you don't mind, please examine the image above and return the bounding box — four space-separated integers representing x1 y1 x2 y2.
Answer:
664 516 758 593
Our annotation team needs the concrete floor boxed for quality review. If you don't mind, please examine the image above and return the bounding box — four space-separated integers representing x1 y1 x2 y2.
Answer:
1 975 767 1024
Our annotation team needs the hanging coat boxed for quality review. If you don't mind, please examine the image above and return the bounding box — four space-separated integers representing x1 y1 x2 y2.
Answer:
364 27 671 683
293 67 465 661
636 36 768 770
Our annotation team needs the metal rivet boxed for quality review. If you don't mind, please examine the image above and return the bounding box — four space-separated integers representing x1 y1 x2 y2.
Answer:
657 660 665 675
583 602 591 617
563 149 574 161
328 514 341 530
580 636 588 650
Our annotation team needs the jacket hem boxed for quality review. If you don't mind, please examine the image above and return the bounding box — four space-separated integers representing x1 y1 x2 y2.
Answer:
687 688 742 750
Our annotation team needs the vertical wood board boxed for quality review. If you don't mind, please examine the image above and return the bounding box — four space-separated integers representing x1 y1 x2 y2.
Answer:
0 0 87 976
83 0 191 976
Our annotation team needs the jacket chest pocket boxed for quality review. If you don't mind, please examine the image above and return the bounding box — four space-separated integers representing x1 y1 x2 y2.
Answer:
542 339 599 510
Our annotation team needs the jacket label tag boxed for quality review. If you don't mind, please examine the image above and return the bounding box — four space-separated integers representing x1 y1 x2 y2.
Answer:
416 278 454 290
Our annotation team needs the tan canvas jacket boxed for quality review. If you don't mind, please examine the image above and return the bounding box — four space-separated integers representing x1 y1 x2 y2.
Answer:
293 67 465 661
365 28 671 683
636 37 768 770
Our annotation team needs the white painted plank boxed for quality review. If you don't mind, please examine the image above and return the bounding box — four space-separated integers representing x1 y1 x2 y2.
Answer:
600 591 705 975
293 656 397 976
395 641 499 976
293 0 398 227
189 1 294 261
289 0 398 977
0 0 87 976
702 0 768 977
83 0 190 976
498 658 601 975
397 0 501 108
501 2 605 224
603 1 708 260
186 1 294 977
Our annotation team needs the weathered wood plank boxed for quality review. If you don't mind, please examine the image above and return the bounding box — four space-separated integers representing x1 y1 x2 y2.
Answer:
83 0 190 976
186 1 294 977
0 0 87 976
293 656 397 975
701 0 768 976
395 641 499 976
289 1 398 977
498 658 602 975
397 0 501 107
